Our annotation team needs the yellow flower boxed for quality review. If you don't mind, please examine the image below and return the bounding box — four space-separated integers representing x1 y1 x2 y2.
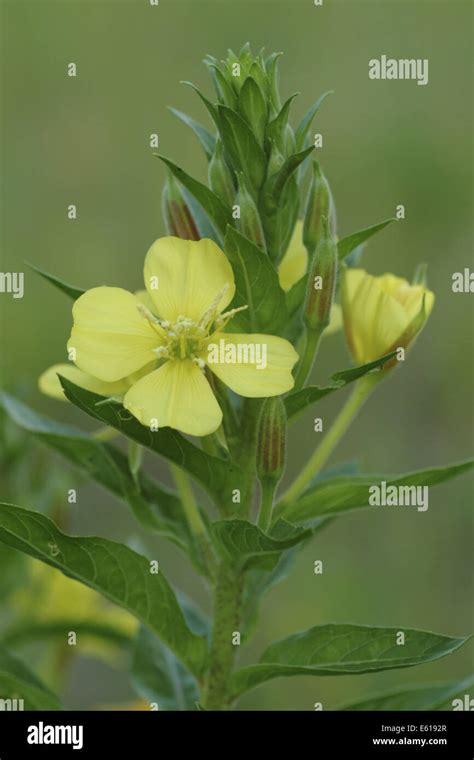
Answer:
341 268 435 364
39 292 156 402
278 220 342 334
67 237 298 437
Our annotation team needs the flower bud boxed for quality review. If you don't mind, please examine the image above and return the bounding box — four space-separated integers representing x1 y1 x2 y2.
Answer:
303 161 337 253
162 171 200 240
236 173 267 252
341 268 435 365
257 397 287 484
208 140 236 207
304 217 338 332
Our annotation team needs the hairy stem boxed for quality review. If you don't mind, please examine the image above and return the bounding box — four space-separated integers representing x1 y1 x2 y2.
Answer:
203 564 242 710
279 373 380 506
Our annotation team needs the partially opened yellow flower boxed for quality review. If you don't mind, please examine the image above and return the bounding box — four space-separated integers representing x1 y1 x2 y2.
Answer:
67 237 298 437
341 268 435 364
278 220 342 334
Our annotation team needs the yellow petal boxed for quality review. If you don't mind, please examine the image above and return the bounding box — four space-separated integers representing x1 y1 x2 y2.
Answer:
143 236 235 322
278 220 308 292
68 287 164 382
124 359 222 436
324 303 343 337
342 270 412 363
203 333 298 397
38 364 129 400
377 273 434 322
134 289 156 312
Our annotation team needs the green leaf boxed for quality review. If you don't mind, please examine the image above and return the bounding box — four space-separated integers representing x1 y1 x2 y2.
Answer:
58 378 240 507
238 76 267 146
286 275 306 318
217 105 266 191
295 90 333 150
168 107 216 160
0 393 192 551
230 624 471 698
181 80 220 129
180 186 221 245
0 503 208 676
224 226 288 334
338 675 474 711
269 146 314 203
132 626 199 710
208 65 238 110
155 154 232 237
211 519 310 571
338 218 396 261
280 459 474 524
267 93 298 150
27 262 85 300
0 647 61 710
284 352 397 422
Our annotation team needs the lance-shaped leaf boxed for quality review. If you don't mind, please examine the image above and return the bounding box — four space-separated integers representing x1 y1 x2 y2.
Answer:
0 647 61 710
58 378 240 507
268 146 314 204
27 262 85 300
181 80 220 129
279 459 474 524
168 107 216 161
338 675 474 711
267 93 298 150
284 352 397 422
211 519 310 571
132 626 199 711
0 503 208 676
295 90 333 150
155 155 232 237
217 105 266 191
338 218 396 261
238 76 267 146
229 624 471 698
224 226 288 334
0 393 192 551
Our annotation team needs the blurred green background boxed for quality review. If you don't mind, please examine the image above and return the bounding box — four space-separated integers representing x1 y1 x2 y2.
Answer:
1 0 472 709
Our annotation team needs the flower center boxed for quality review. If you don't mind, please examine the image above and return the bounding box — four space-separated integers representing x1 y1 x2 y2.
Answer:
163 316 207 362
137 285 248 369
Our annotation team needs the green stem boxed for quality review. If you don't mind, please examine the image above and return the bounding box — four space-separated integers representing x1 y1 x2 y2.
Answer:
294 325 324 391
203 564 242 710
280 373 379 506
257 478 277 532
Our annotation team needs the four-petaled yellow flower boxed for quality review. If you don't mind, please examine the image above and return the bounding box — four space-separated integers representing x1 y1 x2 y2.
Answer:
341 268 435 364
66 237 298 436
